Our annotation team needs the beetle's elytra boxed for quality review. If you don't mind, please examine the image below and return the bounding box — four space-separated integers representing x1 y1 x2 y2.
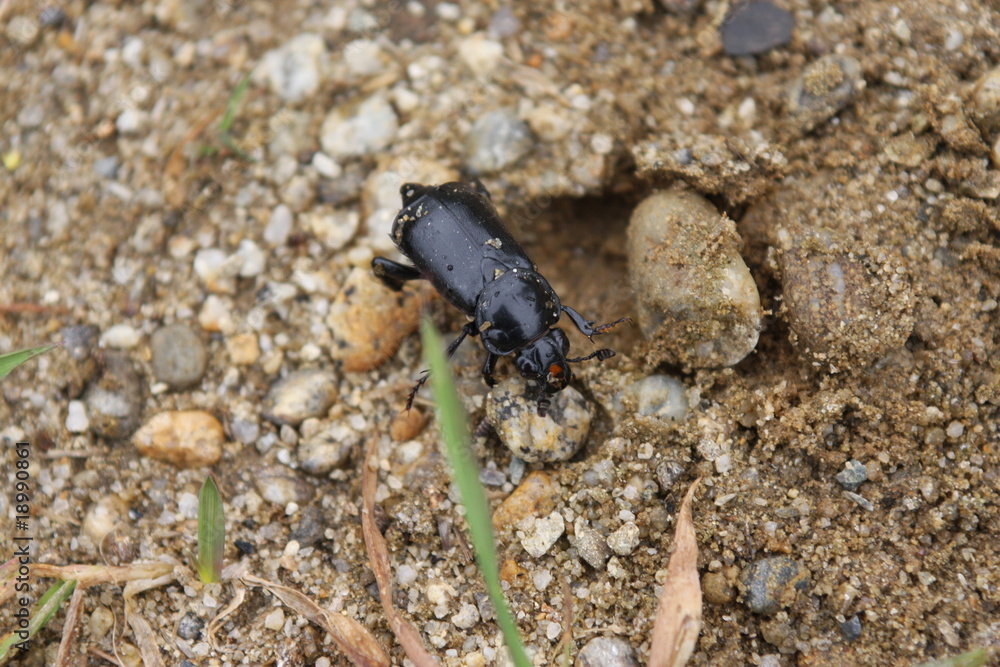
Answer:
372 180 628 416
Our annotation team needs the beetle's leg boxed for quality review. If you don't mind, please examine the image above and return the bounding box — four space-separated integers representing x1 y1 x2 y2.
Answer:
400 183 434 206
561 306 631 341
404 323 479 410
567 348 616 364
481 353 498 387
372 257 422 291
445 321 479 357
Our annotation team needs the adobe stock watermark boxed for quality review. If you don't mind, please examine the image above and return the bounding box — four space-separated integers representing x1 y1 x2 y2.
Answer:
9 439 34 652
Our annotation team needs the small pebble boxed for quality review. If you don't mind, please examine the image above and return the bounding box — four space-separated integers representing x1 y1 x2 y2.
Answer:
486 377 592 463
740 557 809 615
193 248 239 293
84 351 143 439
656 461 685 492
236 239 266 278
328 267 432 372
101 324 141 349
457 35 504 76
451 603 480 630
253 465 317 505
150 324 208 390
297 424 357 475
397 564 418 587
94 156 120 179
256 34 325 103
389 407 428 441
488 6 520 38
720 0 794 57
177 612 204 641
969 65 1000 138
840 615 862 642
607 522 640 556
320 93 399 159
89 606 115 640
520 511 565 557
262 370 338 426
493 471 558 531
626 374 688 420
779 230 914 368
301 208 359 251
66 400 90 433
82 495 128 545
628 187 762 368
576 636 638 667
226 333 260 366
573 518 611 569
465 110 534 174
132 410 224 468
786 55 864 134
835 459 867 491
264 204 294 246
263 608 285 631
843 491 874 511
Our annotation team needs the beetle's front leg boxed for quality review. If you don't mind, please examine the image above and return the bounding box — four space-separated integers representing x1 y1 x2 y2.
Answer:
445 321 480 357
372 257 422 291
561 305 631 341
481 353 498 387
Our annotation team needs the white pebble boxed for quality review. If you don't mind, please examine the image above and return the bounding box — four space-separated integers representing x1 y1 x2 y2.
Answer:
264 205 294 246
396 564 418 587
66 400 90 433
946 421 964 439
311 152 342 179
236 239 266 277
101 324 141 349
264 608 285 631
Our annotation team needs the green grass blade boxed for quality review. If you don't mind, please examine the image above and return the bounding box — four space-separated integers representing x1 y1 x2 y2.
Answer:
0 345 56 382
197 474 225 583
219 72 251 134
421 319 531 667
0 579 77 663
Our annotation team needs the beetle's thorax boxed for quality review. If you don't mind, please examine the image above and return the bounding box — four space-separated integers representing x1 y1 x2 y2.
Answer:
476 268 561 356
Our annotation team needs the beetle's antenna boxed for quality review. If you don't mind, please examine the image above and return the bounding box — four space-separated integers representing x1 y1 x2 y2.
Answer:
566 348 616 364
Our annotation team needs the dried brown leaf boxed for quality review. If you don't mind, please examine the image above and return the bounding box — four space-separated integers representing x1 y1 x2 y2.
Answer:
648 478 702 667
242 573 389 667
205 584 246 652
55 584 85 667
32 562 174 588
362 434 441 667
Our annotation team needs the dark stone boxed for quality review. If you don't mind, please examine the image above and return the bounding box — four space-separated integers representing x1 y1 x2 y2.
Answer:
720 0 794 57
835 459 868 491
177 611 204 640
840 614 862 642
150 323 208 390
740 556 809 615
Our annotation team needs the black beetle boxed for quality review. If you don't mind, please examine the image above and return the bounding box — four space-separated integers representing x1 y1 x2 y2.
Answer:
372 181 628 416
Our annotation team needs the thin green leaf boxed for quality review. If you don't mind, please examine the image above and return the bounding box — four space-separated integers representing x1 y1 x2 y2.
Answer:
0 579 77 663
198 475 225 584
219 72 251 134
0 345 56 382
916 649 992 667
421 319 531 667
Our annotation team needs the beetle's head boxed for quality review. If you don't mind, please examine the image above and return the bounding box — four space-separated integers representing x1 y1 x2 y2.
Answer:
514 327 573 399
